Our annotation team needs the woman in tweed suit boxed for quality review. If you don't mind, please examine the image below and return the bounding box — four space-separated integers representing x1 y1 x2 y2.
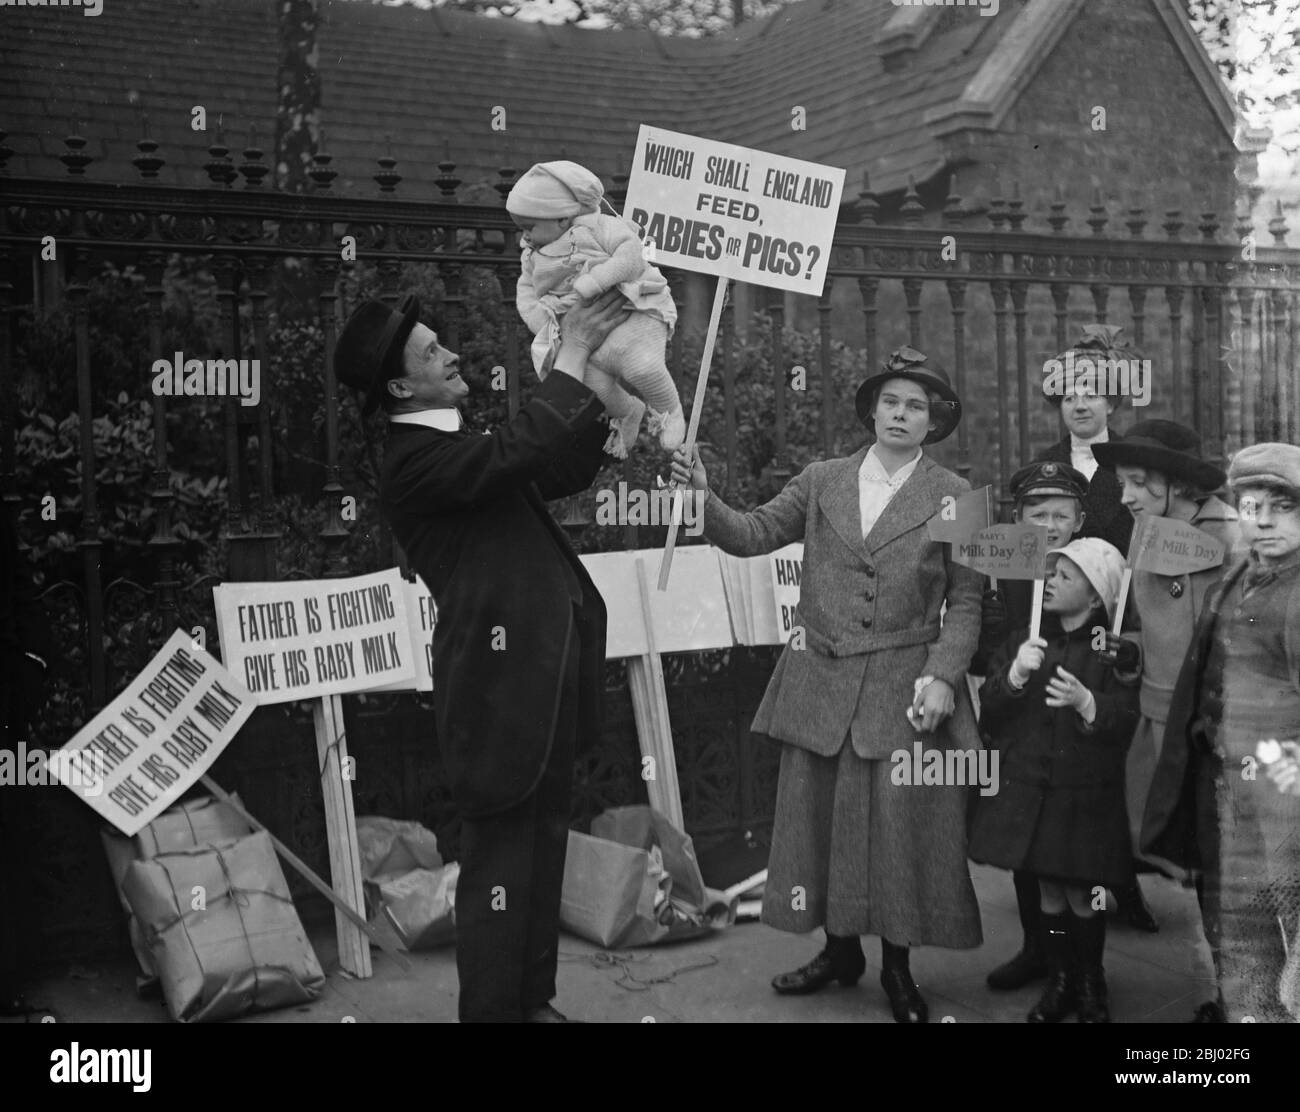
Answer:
671 347 984 1022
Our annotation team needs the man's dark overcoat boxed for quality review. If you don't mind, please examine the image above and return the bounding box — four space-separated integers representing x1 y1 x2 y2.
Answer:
380 374 608 816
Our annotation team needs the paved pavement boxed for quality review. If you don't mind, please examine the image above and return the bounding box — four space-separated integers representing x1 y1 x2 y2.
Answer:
5 864 1218 1024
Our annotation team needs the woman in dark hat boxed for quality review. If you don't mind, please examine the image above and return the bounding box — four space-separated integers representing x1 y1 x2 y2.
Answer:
1092 420 1242 886
1036 325 1136 556
671 347 984 1023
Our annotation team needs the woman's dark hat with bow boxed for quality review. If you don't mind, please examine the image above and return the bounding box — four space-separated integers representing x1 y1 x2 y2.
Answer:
855 346 962 444
335 294 422 415
1042 323 1142 406
1091 419 1226 492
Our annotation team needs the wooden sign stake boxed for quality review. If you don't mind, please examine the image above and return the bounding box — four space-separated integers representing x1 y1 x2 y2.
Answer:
310 693 371 978
199 773 410 972
658 276 730 591
1111 567 1133 636
628 556 685 829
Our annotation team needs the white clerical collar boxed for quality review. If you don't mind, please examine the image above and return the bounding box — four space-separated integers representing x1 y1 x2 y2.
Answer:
1070 428 1109 450
390 408 462 432
861 444 922 484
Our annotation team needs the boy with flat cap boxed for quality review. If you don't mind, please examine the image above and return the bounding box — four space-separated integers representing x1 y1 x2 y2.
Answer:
1144 442 1300 1022
335 289 627 1022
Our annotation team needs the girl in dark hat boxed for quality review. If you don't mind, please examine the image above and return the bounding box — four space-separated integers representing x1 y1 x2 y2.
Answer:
1092 421 1242 886
671 347 983 1023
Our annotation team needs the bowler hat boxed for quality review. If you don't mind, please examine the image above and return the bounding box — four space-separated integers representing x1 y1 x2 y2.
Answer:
1010 460 1089 503
336 294 421 415
1092 420 1226 493
855 346 962 445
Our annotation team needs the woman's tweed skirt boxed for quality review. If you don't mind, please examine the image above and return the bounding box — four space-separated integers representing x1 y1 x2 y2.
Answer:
760 733 983 949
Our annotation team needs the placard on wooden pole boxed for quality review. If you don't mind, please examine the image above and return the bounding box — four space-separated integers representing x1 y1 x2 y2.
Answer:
657 276 729 592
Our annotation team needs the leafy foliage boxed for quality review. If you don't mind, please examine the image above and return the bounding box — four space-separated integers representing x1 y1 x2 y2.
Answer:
359 0 787 36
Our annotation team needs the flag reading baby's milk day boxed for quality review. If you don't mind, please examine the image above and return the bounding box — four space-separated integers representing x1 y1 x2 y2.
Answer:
623 126 846 296
951 523 1050 581
927 486 995 543
1129 514 1226 576
48 630 255 837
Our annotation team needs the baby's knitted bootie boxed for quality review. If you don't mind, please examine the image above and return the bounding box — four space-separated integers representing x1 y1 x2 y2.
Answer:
647 404 686 450
604 397 646 459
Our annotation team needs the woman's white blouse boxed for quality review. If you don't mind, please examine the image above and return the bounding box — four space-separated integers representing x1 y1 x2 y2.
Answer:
858 445 922 538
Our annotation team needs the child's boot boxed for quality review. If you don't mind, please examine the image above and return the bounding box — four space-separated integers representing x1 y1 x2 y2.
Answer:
987 870 1047 990
1072 912 1110 1023
1027 911 1078 1023
647 403 686 450
604 397 646 459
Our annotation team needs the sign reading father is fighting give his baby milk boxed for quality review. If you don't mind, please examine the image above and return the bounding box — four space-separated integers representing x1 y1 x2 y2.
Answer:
623 126 846 296
47 630 255 837
214 568 416 704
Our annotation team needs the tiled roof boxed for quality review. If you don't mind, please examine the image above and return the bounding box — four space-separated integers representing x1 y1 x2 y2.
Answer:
0 0 1016 198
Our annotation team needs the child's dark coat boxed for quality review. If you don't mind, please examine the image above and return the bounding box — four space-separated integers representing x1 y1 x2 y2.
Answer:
970 607 1140 887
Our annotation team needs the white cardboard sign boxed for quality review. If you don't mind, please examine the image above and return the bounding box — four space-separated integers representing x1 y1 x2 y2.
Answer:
768 544 805 644
581 547 733 658
48 630 255 836
623 126 846 295
370 577 436 693
214 568 416 703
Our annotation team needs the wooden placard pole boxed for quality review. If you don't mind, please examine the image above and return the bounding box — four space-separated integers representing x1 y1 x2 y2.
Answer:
628 555 685 829
198 773 410 972
1028 578 1045 642
1112 513 1149 636
1111 567 1133 637
658 276 730 591
310 693 371 978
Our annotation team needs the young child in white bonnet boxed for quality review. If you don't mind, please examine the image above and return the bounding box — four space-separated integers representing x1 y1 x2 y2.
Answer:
507 160 685 458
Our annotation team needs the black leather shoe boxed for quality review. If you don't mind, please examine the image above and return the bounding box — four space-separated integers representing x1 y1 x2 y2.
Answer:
1027 911 1077 1023
880 968 928 1023
771 947 866 995
524 1004 581 1023
1124 901 1159 933
1191 1000 1225 1023
1076 969 1110 1023
986 943 1048 991
1116 880 1159 933
0 992 40 1018
1027 971 1078 1023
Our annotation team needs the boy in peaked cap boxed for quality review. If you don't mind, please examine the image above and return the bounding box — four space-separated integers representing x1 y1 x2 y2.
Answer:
1143 442 1300 1022
507 160 685 459
975 460 1151 993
